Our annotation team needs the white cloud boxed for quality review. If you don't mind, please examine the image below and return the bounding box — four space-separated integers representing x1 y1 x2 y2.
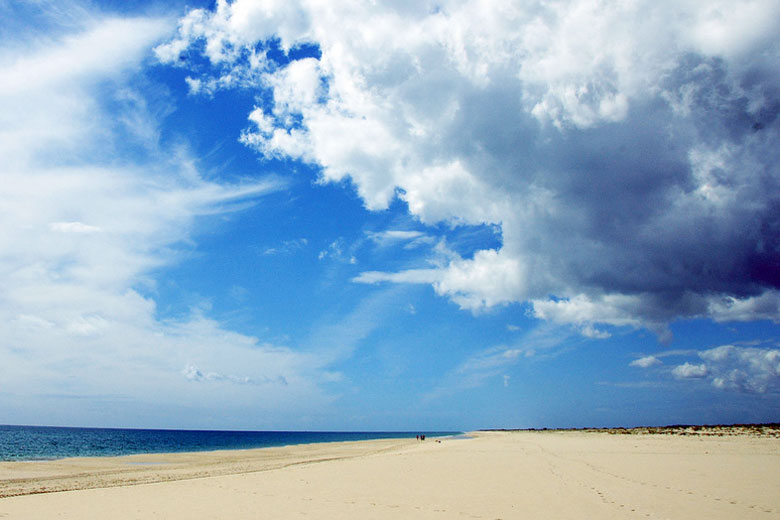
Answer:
0 10 336 427
49 222 102 234
423 324 571 401
262 238 308 256
182 363 288 386
664 344 780 394
630 355 662 368
531 294 650 338
672 362 709 379
0 17 170 94
0 16 170 166
686 1 780 58
433 249 528 310
697 345 780 393
424 345 521 402
708 292 780 323
318 239 344 261
580 324 611 339
366 230 434 249
353 268 440 286
369 230 424 241
162 0 780 338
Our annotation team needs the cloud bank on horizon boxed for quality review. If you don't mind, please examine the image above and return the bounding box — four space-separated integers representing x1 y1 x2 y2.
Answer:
159 0 780 340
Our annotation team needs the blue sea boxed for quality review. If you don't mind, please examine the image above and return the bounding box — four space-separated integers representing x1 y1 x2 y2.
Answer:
0 425 457 462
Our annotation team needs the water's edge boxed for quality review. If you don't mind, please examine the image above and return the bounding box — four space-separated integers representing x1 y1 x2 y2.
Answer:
0 425 460 462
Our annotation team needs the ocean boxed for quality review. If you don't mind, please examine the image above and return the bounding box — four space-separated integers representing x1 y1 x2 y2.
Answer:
0 425 457 462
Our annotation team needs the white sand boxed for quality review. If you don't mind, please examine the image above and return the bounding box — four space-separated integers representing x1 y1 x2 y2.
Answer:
1 430 779 519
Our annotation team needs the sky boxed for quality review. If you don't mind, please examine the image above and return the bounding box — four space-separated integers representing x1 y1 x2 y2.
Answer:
1 0 779 431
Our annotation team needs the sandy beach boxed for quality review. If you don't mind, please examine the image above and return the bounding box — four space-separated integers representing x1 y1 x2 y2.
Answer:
1 429 779 519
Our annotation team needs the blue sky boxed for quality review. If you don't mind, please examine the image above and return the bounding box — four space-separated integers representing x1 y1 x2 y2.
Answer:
1 0 779 431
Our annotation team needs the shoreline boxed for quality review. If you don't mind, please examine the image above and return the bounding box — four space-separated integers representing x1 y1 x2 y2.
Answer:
1 425 775 498
0 436 422 498
1 430 778 519
0 426 456 463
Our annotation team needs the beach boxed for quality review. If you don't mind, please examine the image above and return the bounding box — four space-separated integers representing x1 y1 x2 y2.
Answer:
1 429 779 519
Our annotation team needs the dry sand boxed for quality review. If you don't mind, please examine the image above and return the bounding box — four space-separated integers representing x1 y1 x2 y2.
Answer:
1 429 779 519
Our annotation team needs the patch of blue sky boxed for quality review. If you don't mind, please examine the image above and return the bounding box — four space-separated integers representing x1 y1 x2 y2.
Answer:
273 40 322 63
142 63 505 339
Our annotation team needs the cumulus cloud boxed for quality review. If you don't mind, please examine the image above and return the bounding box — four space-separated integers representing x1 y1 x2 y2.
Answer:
672 362 709 379
696 345 780 393
708 293 780 323
532 294 646 339
630 355 662 368
630 345 780 393
160 0 780 337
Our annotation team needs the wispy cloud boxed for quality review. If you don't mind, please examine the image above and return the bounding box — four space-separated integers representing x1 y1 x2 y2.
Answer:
366 230 435 249
263 238 308 256
0 9 333 427
629 355 662 368
595 380 666 389
182 364 288 386
423 324 574 402
49 222 102 233
318 238 357 264
353 268 440 285
303 286 411 364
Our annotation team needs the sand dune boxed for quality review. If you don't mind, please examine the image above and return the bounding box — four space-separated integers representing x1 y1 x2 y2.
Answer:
1 430 779 519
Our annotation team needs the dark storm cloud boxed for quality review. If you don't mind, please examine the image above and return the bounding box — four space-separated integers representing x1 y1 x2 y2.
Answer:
159 0 780 334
